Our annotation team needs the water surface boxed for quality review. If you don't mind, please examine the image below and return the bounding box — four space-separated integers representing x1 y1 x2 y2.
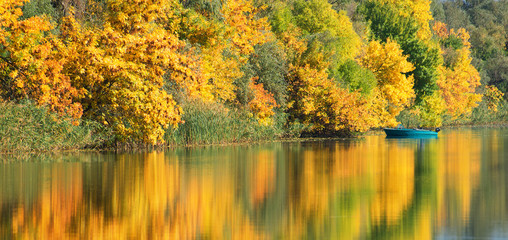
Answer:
1 127 507 239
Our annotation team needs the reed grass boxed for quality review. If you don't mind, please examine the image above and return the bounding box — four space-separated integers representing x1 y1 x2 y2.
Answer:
443 100 508 126
164 100 302 146
396 100 508 128
469 100 508 124
0 101 102 152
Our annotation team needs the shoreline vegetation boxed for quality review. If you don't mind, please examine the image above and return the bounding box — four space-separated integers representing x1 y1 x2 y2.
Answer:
1 100 506 153
1 0 508 153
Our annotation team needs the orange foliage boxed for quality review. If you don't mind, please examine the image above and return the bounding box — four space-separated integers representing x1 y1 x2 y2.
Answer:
432 21 449 38
248 80 278 125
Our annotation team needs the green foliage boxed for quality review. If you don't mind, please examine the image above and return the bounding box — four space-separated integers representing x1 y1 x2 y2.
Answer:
405 40 441 99
360 1 419 43
22 0 59 23
441 35 464 50
441 47 460 69
301 32 338 68
440 1 470 30
0 101 102 152
292 0 341 35
234 63 255 106
485 57 508 95
181 0 224 20
473 100 508 123
336 59 377 96
271 0 361 64
361 1 441 102
269 6 295 34
249 42 288 106
431 0 445 22
235 42 287 108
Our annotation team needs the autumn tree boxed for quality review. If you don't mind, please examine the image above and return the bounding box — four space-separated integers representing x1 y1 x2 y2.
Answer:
483 85 504 112
361 0 441 102
174 0 272 107
434 23 482 118
360 39 415 126
0 0 82 119
415 91 445 127
434 0 508 95
56 0 201 144
372 0 434 41
269 0 378 133
287 64 374 134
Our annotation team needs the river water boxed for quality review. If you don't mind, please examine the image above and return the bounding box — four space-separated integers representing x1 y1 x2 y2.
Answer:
0 127 507 239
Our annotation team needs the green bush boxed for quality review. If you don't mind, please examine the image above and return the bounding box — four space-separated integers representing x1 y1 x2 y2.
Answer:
336 59 377 96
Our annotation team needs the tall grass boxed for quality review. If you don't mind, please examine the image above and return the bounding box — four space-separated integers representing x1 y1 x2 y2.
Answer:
0 101 102 152
469 100 508 124
164 100 303 145
443 100 508 126
396 100 508 128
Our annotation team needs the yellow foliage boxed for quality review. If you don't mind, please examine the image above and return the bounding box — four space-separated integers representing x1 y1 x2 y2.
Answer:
451 28 471 48
0 0 82 120
200 47 242 102
105 0 178 34
416 91 445 127
279 27 308 63
360 39 415 127
288 64 375 133
334 11 363 61
375 0 433 41
436 27 482 118
223 0 269 57
484 85 504 112
59 11 187 143
180 0 270 103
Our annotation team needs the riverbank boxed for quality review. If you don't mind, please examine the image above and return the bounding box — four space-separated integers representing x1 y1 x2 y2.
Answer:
1 101 506 153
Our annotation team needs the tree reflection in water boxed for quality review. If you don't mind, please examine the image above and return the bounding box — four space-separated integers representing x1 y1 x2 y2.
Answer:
0 128 506 239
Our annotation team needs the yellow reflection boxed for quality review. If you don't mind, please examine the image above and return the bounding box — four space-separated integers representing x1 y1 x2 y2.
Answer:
11 164 83 239
370 143 415 226
437 130 481 227
250 151 275 206
2 130 500 239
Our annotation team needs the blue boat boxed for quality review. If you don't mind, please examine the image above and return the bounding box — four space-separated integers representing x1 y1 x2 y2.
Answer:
384 126 440 138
